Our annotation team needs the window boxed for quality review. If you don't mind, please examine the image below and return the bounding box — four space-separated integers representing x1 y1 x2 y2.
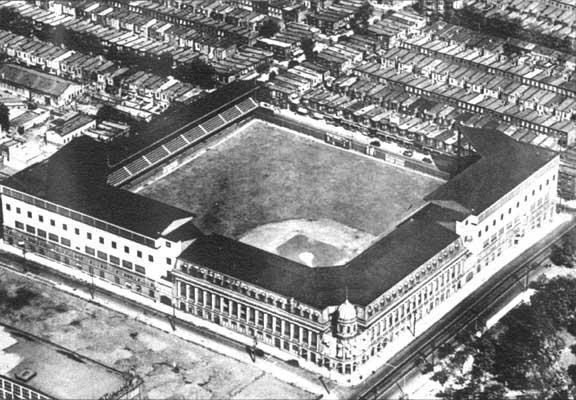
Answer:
97 251 107 261
75 228 79 235
109 255 120 265
48 233 58 242
50 219 55 226
15 221 24 230
85 246 95 255
122 260 133 270
62 224 67 231
26 225 35 234
99 237 104 244
27 211 32 218
5 203 10 211
87 232 92 240
166 241 171 248
137 250 142 258
61 237 70 247
112 241 117 249
38 215 43 223
166 257 172 265
149 255 154 262
37 229 46 238
135 265 146 275
16 207 20 214
124 246 129 254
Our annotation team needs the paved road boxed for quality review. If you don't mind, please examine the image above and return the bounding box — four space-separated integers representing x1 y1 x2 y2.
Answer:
354 218 576 400
0 217 573 400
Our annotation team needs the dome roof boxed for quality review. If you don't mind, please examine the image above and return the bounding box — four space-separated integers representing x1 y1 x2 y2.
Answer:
338 299 356 321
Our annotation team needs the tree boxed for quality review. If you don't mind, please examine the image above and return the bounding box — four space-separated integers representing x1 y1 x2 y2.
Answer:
350 2 374 34
301 37 315 60
174 59 216 88
0 103 9 132
431 369 450 386
258 18 280 38
567 365 576 386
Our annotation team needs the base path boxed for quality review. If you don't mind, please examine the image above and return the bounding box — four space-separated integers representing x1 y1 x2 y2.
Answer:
239 218 376 267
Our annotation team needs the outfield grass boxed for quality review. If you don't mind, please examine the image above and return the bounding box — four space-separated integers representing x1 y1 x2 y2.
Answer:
138 120 443 238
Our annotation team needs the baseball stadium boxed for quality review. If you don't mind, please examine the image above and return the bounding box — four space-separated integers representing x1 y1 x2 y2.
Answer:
0 81 561 383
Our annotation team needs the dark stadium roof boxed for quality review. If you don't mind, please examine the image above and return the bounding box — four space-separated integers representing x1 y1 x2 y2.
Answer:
426 127 557 215
179 203 461 309
2 137 195 240
180 127 557 310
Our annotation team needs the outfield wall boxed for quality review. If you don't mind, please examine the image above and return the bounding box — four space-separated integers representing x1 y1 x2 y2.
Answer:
255 110 451 181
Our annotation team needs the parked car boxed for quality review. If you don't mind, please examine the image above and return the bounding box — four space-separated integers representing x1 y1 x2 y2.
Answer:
370 140 381 147
422 157 432 164
403 150 413 157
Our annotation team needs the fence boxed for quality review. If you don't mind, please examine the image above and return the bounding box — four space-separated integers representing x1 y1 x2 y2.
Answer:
256 110 451 181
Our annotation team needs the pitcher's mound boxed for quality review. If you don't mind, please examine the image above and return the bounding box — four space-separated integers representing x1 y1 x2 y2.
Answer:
239 219 375 267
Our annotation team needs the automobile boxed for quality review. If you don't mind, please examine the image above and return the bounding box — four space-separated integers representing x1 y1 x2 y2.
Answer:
422 157 433 164
370 140 381 147
403 150 413 157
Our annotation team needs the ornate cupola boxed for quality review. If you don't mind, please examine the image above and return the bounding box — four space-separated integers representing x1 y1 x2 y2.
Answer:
336 299 358 339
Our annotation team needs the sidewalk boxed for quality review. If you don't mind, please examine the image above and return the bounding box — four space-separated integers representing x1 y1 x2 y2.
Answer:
0 242 333 399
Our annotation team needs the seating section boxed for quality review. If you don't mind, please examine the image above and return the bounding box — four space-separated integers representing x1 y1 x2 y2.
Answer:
165 135 188 153
201 115 225 133
107 97 259 186
145 146 170 164
125 157 150 175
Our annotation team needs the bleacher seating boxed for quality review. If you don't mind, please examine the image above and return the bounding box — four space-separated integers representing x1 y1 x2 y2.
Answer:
164 135 188 153
201 115 225 133
125 157 150 175
107 97 260 187
183 126 206 143
145 146 170 164
236 97 258 113
220 106 242 122
107 167 132 186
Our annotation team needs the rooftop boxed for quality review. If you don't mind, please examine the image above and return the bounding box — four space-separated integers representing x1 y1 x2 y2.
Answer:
0 324 140 400
0 64 79 97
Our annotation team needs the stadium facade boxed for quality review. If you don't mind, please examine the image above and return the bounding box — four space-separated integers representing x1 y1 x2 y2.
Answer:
0 82 560 381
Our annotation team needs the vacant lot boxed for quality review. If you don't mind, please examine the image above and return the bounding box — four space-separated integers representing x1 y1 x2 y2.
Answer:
0 269 312 399
139 120 442 239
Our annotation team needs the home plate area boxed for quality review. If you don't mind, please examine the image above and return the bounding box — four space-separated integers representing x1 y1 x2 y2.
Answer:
239 219 375 267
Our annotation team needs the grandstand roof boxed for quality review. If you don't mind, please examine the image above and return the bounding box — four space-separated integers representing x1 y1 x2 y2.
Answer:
426 126 557 215
2 136 196 240
179 203 462 309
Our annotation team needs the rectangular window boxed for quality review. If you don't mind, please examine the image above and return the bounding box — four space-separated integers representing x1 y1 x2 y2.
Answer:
137 250 142 258
85 246 95 255
99 237 104 244
166 257 172 265
16 207 20 214
50 219 55 226
37 229 46 238
135 265 146 274
122 260 133 270
97 251 107 261
25 225 35 234
87 232 92 240
27 211 32 218
112 241 117 249
149 255 154 262
60 237 70 247
74 228 79 235
5 203 10 211
109 255 120 265
62 224 67 231
124 246 129 254
48 233 58 242
166 241 171 248
275 318 282 333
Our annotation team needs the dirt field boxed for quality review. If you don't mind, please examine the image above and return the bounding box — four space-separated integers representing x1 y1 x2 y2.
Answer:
139 120 442 239
0 269 313 399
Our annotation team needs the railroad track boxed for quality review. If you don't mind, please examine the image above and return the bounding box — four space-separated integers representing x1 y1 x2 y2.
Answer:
359 220 575 400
